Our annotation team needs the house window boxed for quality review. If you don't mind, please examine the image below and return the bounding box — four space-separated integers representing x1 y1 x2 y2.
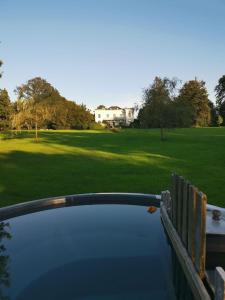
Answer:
98 114 101 118
107 114 109 118
113 114 116 118
128 112 132 118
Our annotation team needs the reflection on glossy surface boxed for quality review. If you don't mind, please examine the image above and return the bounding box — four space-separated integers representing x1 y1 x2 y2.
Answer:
0 222 11 300
1 204 178 299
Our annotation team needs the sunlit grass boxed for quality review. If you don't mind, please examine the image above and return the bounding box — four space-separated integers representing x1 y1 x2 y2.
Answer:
0 128 225 207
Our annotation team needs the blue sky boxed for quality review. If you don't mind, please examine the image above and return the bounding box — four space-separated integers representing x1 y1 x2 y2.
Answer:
0 0 225 109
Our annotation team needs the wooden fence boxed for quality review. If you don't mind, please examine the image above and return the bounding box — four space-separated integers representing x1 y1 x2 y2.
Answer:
161 173 225 300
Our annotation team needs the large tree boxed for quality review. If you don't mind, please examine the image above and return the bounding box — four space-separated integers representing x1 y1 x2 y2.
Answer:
215 75 225 125
0 89 12 131
15 77 61 103
13 77 94 135
172 99 194 128
14 77 64 140
138 77 178 140
66 102 94 129
177 79 211 127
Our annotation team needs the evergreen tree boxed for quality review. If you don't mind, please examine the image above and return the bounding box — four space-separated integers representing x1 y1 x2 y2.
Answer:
208 100 217 127
0 89 12 131
215 75 225 125
172 99 194 128
177 79 211 127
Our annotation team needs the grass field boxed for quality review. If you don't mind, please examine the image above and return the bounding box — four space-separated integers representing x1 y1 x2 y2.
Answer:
0 128 225 207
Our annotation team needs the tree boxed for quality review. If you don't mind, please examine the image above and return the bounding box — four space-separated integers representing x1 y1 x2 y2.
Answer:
96 105 106 109
216 115 223 127
12 99 34 131
208 100 217 127
15 77 61 103
172 100 194 128
215 75 225 125
13 77 95 134
66 102 94 129
0 89 12 131
177 79 211 127
14 77 63 141
138 77 178 140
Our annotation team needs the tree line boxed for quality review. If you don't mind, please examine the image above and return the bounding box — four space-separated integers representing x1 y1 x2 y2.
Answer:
136 76 225 139
1 57 225 139
0 76 95 137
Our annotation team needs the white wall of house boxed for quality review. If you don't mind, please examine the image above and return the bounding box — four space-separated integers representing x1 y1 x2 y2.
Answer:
94 107 134 125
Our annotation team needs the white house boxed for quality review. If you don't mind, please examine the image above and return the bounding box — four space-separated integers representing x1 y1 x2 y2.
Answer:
94 106 134 126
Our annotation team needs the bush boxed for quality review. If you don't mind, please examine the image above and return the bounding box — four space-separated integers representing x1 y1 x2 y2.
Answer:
0 130 14 140
0 130 30 140
110 128 121 133
89 122 104 130
216 115 223 127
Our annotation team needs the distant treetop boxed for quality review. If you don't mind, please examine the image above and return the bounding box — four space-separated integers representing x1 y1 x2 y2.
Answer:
108 106 121 110
96 105 106 109
96 105 122 110
14 77 61 103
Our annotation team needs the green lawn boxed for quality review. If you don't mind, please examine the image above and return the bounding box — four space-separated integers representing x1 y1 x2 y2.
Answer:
0 128 225 207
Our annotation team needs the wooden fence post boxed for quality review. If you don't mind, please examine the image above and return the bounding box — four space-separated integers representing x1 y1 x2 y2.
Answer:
171 173 178 229
194 192 207 279
187 185 197 263
177 176 184 236
181 180 190 247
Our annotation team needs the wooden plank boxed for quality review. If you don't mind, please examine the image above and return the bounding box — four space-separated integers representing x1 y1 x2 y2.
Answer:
171 174 178 229
166 191 172 219
161 204 211 300
181 180 190 247
177 176 184 236
161 190 172 218
188 185 197 263
161 191 166 208
215 267 225 300
194 192 207 279
171 174 175 225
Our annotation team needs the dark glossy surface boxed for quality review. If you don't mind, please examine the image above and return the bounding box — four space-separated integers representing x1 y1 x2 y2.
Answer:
0 204 177 299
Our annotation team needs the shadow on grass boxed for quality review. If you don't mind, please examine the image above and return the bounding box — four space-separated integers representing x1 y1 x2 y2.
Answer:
0 147 177 207
0 129 225 207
